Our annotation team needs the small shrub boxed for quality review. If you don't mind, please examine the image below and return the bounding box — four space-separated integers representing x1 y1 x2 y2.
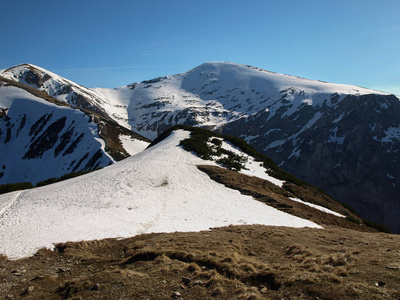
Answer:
339 202 359 216
346 215 360 224
210 138 222 146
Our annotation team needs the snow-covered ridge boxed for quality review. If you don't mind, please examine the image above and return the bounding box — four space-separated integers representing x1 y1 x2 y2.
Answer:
0 82 112 184
0 130 321 259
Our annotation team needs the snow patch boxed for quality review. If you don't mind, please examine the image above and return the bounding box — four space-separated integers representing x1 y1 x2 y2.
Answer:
381 126 400 143
289 197 345 218
119 134 150 156
328 127 345 144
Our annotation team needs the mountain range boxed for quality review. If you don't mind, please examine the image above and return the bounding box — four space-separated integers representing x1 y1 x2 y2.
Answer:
1 62 399 234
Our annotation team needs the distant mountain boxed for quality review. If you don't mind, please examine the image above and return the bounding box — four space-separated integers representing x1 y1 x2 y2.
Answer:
0 75 150 185
0 126 365 259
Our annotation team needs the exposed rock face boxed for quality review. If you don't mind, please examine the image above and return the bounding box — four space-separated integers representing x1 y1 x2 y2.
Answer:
222 93 400 233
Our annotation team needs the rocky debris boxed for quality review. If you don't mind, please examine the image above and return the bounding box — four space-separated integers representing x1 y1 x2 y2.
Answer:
193 280 203 286
90 283 100 291
171 291 182 298
181 276 191 284
386 265 399 270
10 269 24 276
56 267 71 273
30 275 44 281
20 285 34 296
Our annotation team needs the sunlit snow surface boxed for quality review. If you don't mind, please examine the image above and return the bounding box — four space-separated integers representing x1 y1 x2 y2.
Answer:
118 134 149 156
0 130 321 259
289 197 345 218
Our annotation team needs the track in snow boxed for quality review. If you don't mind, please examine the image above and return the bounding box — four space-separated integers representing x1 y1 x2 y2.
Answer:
0 190 25 218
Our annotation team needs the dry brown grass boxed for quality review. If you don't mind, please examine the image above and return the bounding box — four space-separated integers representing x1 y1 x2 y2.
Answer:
1 226 400 299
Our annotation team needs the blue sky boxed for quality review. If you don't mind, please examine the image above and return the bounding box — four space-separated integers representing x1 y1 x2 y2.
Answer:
1 0 399 94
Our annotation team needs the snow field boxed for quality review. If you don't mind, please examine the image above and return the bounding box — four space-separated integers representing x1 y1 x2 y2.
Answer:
0 130 321 259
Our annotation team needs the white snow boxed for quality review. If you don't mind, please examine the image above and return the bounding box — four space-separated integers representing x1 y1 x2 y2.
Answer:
119 134 149 156
216 140 285 187
289 197 345 218
0 130 321 259
332 112 345 123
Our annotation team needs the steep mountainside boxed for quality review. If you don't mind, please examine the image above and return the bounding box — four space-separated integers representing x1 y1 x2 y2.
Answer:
0 128 364 260
0 76 149 185
92 62 400 233
223 93 400 233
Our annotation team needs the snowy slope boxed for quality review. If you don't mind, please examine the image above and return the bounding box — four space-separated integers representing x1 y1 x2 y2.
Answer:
0 78 149 185
0 130 321 259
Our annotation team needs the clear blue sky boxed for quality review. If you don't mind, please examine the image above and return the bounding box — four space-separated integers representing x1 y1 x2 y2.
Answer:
1 0 399 94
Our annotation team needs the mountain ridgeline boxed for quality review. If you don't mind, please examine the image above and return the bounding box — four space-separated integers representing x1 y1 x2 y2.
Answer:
0 72 150 185
1 62 399 233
